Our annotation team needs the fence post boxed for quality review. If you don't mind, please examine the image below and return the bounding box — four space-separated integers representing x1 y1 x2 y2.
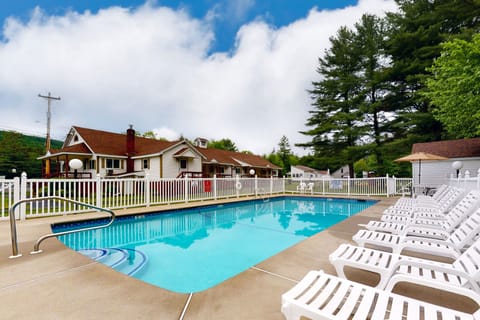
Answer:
145 173 150 207
270 176 273 195
347 176 351 196
96 174 102 208
282 176 286 194
184 175 189 203
255 175 258 197
20 172 27 220
236 174 240 198
12 177 20 220
386 174 390 198
213 175 217 200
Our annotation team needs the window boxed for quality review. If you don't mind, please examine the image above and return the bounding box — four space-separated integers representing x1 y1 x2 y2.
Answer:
89 160 96 170
180 159 187 170
106 159 121 169
143 159 149 169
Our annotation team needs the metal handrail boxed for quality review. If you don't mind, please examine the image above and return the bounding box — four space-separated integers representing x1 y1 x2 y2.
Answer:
9 196 116 258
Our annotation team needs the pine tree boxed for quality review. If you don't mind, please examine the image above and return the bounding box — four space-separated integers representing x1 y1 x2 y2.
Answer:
298 26 365 178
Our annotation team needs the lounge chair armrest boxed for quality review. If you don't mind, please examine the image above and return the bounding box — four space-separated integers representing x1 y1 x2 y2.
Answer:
400 236 451 246
384 274 480 305
388 259 480 290
401 226 448 238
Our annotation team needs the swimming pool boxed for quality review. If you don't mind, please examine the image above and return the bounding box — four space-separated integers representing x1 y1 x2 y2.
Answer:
54 197 375 293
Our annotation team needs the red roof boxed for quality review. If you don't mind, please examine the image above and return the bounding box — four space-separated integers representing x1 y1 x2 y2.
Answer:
72 126 178 156
49 126 280 169
198 148 281 169
412 138 480 158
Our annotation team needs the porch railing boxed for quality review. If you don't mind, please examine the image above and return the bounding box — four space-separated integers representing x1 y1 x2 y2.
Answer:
1 173 412 221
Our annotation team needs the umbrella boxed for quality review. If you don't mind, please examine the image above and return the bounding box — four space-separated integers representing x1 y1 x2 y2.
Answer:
394 152 448 184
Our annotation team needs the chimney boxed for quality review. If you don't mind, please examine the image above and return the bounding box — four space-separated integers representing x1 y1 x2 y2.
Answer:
126 124 135 173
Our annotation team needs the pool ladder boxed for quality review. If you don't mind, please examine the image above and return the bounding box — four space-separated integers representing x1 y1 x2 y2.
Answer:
9 196 116 258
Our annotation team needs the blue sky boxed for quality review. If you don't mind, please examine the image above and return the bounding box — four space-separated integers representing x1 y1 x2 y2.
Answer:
0 0 396 155
0 0 358 51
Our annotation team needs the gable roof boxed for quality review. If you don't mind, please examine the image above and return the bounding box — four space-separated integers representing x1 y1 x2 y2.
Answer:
196 147 280 169
48 126 280 170
292 165 328 175
412 138 480 158
59 126 179 157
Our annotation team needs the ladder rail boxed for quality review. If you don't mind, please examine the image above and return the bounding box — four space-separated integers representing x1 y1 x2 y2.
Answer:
9 196 116 258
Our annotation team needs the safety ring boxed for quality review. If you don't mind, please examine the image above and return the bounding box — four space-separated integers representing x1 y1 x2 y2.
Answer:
235 181 242 190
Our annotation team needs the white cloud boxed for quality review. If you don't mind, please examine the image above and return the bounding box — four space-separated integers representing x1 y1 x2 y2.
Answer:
0 0 397 156
152 126 180 140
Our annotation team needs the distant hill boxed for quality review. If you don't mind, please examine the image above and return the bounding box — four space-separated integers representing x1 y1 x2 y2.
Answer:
0 130 63 178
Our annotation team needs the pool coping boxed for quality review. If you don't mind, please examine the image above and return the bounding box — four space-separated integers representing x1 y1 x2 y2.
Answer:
0 195 474 319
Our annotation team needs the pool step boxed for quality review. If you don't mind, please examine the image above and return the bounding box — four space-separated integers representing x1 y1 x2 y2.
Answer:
79 248 148 276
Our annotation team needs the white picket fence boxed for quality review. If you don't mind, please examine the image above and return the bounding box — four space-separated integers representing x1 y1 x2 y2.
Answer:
449 169 480 192
0 173 412 221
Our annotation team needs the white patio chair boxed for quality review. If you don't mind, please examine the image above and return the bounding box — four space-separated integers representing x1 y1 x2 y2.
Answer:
296 182 306 193
306 182 314 194
281 269 480 320
352 207 480 259
329 238 480 292
360 190 480 237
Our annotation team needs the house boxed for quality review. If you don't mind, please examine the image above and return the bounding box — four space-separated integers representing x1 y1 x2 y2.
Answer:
410 138 480 187
330 165 351 179
290 165 329 180
39 126 281 179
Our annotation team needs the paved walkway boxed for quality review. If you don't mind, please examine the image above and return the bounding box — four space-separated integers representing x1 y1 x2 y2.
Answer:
0 196 475 319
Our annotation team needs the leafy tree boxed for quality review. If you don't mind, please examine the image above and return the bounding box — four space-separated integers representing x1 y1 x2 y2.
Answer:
0 131 62 178
298 26 365 178
385 0 480 142
207 138 238 152
278 135 292 175
422 34 480 137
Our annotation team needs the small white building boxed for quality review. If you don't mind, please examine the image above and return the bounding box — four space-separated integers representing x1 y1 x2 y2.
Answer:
330 165 351 179
290 165 329 180
410 138 480 188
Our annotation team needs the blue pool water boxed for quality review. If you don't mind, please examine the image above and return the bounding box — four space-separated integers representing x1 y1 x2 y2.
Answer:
54 197 375 293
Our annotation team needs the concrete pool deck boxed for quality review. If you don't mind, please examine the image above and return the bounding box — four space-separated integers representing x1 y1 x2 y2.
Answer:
0 196 476 319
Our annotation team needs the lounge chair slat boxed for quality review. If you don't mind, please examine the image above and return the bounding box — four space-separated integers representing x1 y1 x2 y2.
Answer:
351 289 377 320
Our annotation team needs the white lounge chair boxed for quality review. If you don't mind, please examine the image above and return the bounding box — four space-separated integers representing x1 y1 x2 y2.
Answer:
393 184 449 207
281 269 480 320
360 190 480 238
329 237 480 292
352 207 480 259
379 187 466 223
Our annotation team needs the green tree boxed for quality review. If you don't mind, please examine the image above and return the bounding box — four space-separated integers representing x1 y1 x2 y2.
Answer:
355 14 398 176
422 34 480 137
278 136 292 175
207 138 238 152
299 26 366 178
0 131 49 178
385 0 480 142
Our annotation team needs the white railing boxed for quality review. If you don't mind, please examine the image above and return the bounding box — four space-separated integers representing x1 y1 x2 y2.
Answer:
449 169 480 192
1 173 413 221
285 175 411 197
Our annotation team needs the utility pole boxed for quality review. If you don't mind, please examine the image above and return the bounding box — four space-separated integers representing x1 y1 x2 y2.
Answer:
38 92 61 152
38 92 61 178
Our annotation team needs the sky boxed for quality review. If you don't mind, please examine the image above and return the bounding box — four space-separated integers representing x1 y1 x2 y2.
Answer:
0 0 398 156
